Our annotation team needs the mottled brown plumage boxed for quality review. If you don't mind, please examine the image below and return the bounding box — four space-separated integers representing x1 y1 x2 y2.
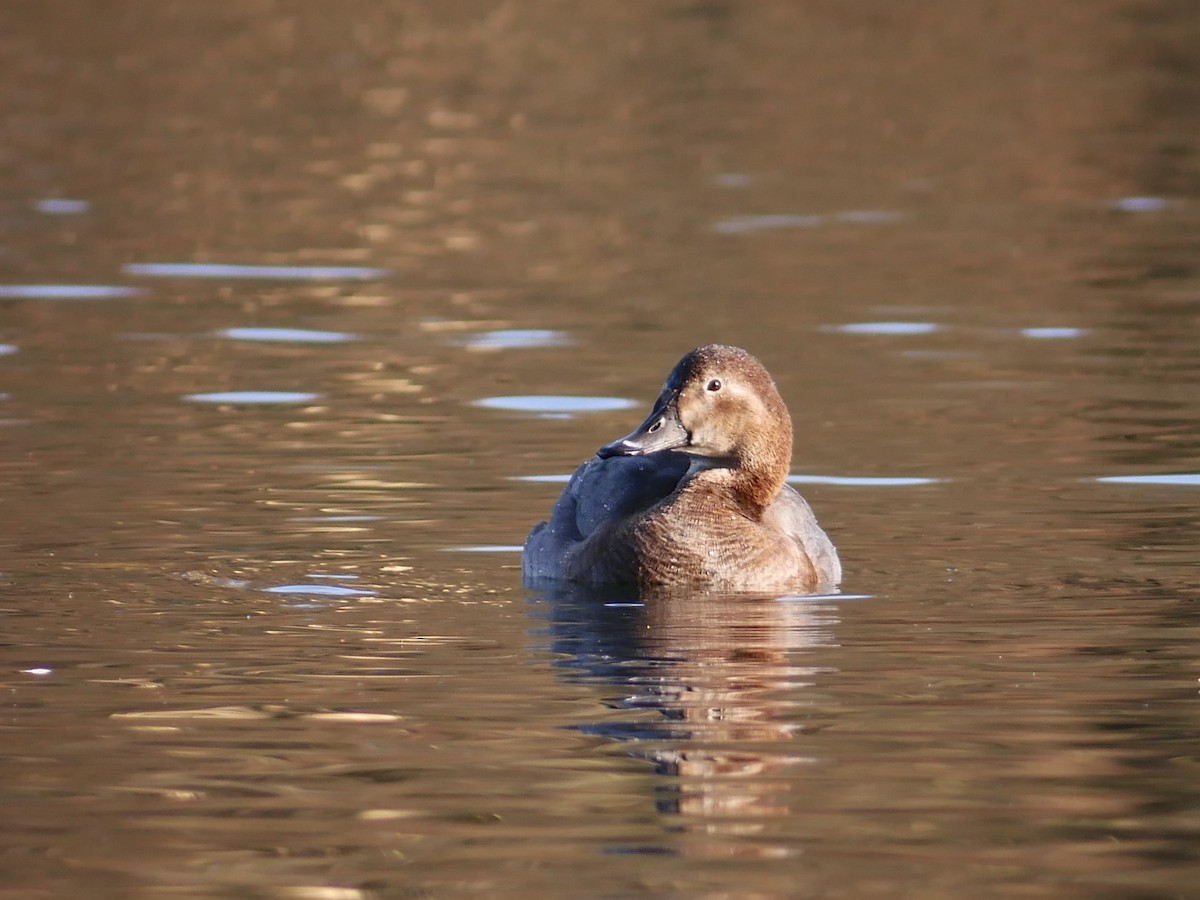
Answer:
523 345 840 593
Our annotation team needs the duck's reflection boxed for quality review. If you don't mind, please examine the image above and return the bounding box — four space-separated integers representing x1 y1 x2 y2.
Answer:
529 582 841 839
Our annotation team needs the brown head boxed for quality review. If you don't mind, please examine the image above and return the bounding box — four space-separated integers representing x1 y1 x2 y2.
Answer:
597 344 793 515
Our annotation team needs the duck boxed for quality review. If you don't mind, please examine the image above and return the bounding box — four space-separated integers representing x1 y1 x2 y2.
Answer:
522 344 840 593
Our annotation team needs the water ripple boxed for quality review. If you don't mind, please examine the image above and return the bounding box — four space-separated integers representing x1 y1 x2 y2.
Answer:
713 210 902 234
473 396 638 416
834 209 904 224
1095 474 1200 486
287 515 382 523
1021 327 1087 340
825 322 941 335
217 327 357 343
185 391 321 404
263 584 377 597
456 329 570 350
34 198 90 215
1110 196 1171 213
788 475 944 487
444 545 525 553
712 214 824 235
0 284 142 300
124 263 389 280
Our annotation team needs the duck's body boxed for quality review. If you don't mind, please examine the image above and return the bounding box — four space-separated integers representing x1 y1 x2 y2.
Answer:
522 345 840 594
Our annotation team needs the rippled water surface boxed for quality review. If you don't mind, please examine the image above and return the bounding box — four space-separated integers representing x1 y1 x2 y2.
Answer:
3 3 1200 898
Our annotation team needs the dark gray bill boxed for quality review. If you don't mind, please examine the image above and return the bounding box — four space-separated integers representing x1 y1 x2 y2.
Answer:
596 391 689 458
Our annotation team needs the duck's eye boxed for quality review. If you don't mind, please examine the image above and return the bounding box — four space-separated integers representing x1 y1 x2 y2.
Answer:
706 379 722 392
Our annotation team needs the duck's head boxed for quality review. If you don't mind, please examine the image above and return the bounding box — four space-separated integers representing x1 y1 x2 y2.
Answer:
597 345 793 509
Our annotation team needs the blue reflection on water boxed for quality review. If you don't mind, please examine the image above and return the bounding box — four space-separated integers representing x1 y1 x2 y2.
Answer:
185 391 320 404
826 322 941 335
124 263 389 280
713 210 902 234
0 284 142 299
0 344 16 356
457 329 570 350
788 475 944 487
835 210 904 224
445 545 524 553
1022 327 1087 340
218 327 357 343
1110 196 1170 213
35 199 90 215
1096 474 1200 486
712 214 824 234
263 584 377 597
473 396 638 415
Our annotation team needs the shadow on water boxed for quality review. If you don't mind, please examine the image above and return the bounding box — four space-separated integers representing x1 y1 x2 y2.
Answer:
530 582 846 841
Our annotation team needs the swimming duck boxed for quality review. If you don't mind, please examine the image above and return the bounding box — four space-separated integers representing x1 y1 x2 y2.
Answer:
523 344 840 593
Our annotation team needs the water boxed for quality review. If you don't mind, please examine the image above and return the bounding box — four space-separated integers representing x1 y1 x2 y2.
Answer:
2 3 1200 897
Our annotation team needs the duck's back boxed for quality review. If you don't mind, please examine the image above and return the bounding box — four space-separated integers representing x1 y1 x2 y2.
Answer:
522 451 690 583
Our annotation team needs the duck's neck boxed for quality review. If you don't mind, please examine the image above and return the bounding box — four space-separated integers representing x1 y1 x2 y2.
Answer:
733 452 788 518
740 396 794 518
687 433 790 519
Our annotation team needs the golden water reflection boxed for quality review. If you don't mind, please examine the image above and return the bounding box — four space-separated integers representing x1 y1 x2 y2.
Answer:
540 587 841 853
2 0 1200 896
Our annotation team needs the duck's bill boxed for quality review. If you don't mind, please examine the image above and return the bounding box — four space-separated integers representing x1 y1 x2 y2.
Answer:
597 392 689 458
